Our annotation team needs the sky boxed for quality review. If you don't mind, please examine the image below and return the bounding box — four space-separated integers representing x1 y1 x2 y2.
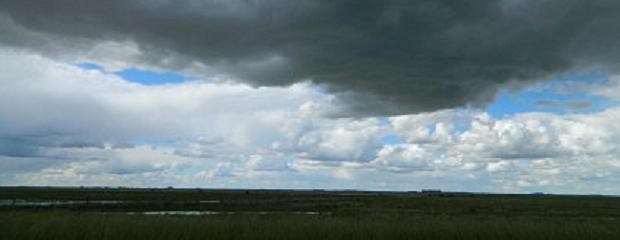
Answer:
2 0 620 194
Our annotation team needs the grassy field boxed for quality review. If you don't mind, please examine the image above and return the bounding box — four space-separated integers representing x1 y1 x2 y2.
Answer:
1 187 620 239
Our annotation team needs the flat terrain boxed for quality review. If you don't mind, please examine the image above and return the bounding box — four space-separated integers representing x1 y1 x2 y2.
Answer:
1 187 620 239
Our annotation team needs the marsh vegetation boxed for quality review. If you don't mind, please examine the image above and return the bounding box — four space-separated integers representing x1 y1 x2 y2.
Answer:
1 187 619 239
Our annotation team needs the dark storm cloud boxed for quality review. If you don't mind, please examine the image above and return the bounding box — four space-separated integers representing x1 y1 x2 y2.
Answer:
0 135 106 158
2 0 620 116
534 99 593 110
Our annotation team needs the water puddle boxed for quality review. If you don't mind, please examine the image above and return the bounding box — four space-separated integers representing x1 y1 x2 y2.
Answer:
1 199 327 216
0 199 125 206
118 211 327 216
0 199 221 207
136 211 232 216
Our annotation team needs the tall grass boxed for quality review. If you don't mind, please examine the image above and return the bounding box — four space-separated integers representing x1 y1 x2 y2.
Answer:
1 211 619 240
2 188 620 239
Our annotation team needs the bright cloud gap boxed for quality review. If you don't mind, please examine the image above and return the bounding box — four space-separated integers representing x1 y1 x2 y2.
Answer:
486 72 615 118
2 50 620 194
77 62 192 86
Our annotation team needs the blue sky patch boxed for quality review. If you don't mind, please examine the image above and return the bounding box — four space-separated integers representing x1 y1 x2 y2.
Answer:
77 63 191 86
115 68 190 85
77 62 104 71
381 134 403 145
486 72 613 117
377 117 391 126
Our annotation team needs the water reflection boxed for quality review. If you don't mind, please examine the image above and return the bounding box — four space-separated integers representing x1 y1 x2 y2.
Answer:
121 211 326 216
0 199 221 207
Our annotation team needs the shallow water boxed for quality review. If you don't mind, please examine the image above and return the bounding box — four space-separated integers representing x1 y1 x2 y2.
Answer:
138 211 231 216
119 211 326 216
0 199 221 207
0 199 125 206
0 199 327 216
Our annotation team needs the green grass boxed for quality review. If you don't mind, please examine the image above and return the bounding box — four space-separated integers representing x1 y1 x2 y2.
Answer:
1 187 620 239
1 211 619 240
